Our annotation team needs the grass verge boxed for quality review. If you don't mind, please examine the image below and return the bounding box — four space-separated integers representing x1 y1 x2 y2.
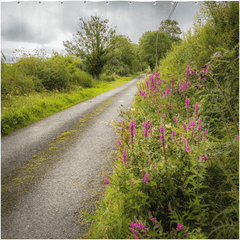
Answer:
1 72 143 136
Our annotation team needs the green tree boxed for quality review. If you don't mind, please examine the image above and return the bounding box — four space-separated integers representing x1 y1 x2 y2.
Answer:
194 1 239 50
110 35 135 71
159 19 182 43
102 35 143 76
63 16 116 78
138 31 172 71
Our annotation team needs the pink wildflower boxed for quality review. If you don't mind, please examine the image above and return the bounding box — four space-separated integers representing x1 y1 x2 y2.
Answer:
176 223 184 230
173 116 178 124
186 64 190 76
171 130 176 141
186 233 189 237
165 86 170 96
122 149 127 165
159 124 166 148
182 121 187 131
202 68 207 72
197 117 202 132
144 121 150 139
117 140 123 145
188 119 196 130
169 103 172 109
185 97 190 110
195 102 199 115
160 124 165 134
150 217 156 223
203 129 208 141
103 177 110 185
143 173 149 184
129 120 136 145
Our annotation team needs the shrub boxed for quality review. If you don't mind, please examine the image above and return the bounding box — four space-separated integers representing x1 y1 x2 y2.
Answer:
103 57 131 76
37 57 70 91
71 69 95 88
99 73 115 82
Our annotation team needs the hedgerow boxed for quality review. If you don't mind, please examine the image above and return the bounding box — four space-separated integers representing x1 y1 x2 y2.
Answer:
82 61 238 238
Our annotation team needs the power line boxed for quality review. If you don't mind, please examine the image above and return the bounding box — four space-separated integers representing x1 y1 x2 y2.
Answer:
168 2 178 19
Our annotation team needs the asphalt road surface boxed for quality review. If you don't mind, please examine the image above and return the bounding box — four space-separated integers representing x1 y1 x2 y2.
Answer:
1 74 145 239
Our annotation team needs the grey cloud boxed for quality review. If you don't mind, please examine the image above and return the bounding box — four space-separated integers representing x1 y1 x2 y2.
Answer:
2 15 59 44
1 16 37 43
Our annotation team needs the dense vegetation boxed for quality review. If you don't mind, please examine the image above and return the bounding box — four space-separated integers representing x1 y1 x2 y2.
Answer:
81 1 239 239
1 50 145 136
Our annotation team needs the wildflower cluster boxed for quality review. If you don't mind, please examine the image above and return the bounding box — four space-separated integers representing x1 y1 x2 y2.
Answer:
101 67 212 239
129 218 148 239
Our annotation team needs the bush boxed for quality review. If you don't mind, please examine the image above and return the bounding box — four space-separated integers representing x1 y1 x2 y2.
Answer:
99 73 115 82
1 62 42 97
103 57 131 76
37 57 70 91
71 69 95 88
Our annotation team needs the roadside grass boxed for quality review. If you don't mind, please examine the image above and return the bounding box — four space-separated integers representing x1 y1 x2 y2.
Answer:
1 72 143 136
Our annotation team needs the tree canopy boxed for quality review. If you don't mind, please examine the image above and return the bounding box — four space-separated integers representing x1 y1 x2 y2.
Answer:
138 31 172 71
159 19 182 43
63 16 115 78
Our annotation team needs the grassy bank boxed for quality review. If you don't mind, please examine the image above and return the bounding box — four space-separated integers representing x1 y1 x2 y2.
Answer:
1 73 143 136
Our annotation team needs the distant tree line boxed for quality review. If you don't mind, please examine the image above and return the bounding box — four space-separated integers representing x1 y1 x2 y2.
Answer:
63 16 182 75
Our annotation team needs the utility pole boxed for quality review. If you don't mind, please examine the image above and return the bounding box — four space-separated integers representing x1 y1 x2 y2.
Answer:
155 31 159 72
155 1 178 71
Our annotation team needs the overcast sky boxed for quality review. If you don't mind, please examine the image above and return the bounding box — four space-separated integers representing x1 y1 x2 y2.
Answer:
1 0 204 62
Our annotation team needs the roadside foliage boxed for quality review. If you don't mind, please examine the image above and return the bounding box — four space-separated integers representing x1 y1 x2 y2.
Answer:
82 2 239 239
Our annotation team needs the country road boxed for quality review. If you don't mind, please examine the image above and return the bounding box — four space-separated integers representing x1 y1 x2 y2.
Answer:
1 74 145 239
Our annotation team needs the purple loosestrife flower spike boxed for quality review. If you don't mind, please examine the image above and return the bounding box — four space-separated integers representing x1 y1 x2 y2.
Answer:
172 130 176 141
122 149 127 166
186 64 190 77
144 121 150 139
129 120 136 145
173 116 178 124
182 121 187 131
185 97 190 110
160 124 165 134
203 129 208 141
195 102 199 115
165 86 170 96
143 173 149 184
